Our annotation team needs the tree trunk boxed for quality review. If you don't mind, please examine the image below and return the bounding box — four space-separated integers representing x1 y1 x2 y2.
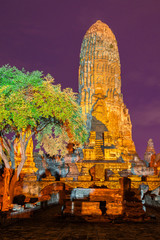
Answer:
2 168 12 211
2 168 18 211
9 170 18 205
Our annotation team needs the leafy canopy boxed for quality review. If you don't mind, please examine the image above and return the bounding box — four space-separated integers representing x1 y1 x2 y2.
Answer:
0 65 88 149
0 64 43 96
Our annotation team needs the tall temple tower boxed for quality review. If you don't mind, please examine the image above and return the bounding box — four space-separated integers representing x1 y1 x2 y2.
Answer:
79 20 136 164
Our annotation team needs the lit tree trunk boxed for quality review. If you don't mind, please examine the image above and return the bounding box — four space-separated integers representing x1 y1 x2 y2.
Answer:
1 140 27 211
9 170 18 205
2 168 18 211
0 131 30 211
17 141 26 178
2 168 12 211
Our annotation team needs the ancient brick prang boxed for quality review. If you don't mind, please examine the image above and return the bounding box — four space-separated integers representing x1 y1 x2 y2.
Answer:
79 20 136 165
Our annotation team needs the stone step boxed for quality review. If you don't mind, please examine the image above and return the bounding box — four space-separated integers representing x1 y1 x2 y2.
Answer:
95 151 103 154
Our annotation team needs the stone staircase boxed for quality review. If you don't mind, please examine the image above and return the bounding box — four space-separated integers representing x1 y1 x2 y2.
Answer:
95 140 104 160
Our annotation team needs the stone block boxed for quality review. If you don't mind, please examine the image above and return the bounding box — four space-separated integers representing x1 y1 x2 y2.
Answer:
64 177 74 181
25 203 35 209
70 188 92 200
89 189 123 202
151 186 160 195
124 202 145 218
42 176 56 181
109 175 120 181
23 175 37 182
147 175 160 181
106 202 123 215
119 177 131 191
12 204 24 212
95 164 105 181
63 201 82 215
81 202 102 215
78 175 91 181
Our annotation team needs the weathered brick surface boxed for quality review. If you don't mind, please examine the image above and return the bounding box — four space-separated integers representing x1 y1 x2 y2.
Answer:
106 202 123 215
89 189 123 202
81 202 102 215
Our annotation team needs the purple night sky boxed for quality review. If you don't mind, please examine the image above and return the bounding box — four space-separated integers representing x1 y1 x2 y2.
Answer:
0 0 160 158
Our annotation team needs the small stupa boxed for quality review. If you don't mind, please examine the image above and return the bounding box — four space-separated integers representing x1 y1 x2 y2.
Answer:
144 139 156 165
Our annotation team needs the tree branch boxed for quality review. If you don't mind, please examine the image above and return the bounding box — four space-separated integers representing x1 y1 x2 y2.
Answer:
25 131 34 151
2 136 11 154
36 119 51 133
0 143 10 168
22 131 26 143
13 139 19 154
17 136 27 177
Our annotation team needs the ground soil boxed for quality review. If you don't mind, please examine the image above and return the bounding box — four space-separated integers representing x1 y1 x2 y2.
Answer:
0 205 160 240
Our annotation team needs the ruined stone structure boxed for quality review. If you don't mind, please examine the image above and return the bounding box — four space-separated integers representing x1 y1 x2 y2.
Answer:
77 20 136 178
79 20 136 161
4 20 160 217
13 21 160 191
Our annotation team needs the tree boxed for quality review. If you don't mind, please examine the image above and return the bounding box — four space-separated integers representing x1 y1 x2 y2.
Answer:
0 65 88 211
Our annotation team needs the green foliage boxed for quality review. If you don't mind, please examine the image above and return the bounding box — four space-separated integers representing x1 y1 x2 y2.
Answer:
0 65 88 157
0 65 43 96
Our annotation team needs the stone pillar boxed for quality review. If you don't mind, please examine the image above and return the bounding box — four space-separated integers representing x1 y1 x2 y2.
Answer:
119 177 131 192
